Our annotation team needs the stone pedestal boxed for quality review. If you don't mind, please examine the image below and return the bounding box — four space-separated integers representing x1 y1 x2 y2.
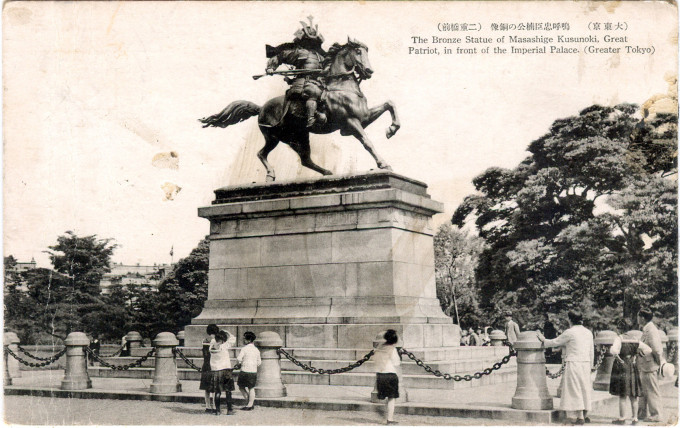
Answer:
593 330 617 391
4 332 21 383
61 332 92 390
254 331 287 398
660 331 669 360
511 331 553 410
187 172 460 350
150 332 182 394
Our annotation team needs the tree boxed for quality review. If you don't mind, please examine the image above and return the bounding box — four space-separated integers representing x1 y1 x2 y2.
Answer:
453 104 677 327
434 225 485 327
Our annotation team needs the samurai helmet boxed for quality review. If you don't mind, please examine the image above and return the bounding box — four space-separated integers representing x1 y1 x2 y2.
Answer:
294 15 325 45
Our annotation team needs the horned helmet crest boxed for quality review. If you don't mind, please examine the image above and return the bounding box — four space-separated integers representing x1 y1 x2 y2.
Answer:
294 15 325 45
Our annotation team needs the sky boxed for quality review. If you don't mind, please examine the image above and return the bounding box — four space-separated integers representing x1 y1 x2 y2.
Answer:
3 1 677 268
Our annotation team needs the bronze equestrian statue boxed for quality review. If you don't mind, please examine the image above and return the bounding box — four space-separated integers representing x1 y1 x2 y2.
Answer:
199 19 400 182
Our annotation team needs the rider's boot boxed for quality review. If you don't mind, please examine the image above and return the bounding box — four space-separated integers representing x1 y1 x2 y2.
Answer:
306 99 318 128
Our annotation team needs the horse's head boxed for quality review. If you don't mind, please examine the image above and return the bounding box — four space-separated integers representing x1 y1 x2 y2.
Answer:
344 37 373 79
325 38 373 80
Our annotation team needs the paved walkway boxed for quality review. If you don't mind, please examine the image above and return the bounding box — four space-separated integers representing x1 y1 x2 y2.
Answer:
5 370 678 425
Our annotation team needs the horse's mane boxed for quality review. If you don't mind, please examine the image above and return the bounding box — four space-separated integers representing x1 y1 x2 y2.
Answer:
322 39 368 69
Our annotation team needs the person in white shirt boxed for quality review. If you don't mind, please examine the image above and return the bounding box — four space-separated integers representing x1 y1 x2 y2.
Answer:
538 311 594 425
209 330 237 415
371 329 401 425
237 331 261 411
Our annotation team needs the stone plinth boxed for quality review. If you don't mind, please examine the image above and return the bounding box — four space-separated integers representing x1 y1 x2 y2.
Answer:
511 331 553 410
188 171 459 350
593 330 617 391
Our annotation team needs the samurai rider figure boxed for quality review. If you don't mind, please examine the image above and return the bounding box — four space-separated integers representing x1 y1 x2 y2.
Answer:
265 16 327 128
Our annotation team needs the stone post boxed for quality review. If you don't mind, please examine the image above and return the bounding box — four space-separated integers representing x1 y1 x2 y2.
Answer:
593 330 617 391
254 331 287 398
659 331 668 361
667 327 678 365
150 332 181 393
4 332 22 384
511 331 553 410
126 331 143 349
489 330 507 347
370 332 408 403
61 332 92 390
177 331 185 347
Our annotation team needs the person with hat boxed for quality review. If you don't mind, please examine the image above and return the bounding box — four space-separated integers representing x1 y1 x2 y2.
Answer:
504 311 521 345
264 16 327 128
636 309 663 422
609 330 642 425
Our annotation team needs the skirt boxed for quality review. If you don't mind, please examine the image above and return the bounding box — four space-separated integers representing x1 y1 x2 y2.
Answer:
609 357 641 397
376 373 399 399
199 361 212 391
238 371 258 389
208 369 235 393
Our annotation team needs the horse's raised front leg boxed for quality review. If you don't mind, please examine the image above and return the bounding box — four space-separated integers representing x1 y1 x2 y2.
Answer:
362 100 401 140
258 134 280 182
344 118 392 171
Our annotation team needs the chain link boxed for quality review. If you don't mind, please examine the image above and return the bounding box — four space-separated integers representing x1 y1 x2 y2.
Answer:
85 346 155 370
399 347 515 381
99 346 124 358
173 348 202 372
277 348 375 375
591 346 607 372
546 362 566 379
16 345 67 362
5 346 66 368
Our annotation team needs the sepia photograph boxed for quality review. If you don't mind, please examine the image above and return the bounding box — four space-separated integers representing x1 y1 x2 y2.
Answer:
2 1 678 425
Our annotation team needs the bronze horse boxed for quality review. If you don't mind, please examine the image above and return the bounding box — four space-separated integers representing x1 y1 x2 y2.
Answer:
199 38 400 181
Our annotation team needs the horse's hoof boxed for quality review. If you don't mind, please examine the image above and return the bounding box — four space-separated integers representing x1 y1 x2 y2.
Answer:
386 125 399 139
266 174 276 182
321 170 333 176
378 164 393 171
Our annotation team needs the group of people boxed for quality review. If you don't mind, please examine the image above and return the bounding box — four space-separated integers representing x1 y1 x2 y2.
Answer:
535 309 669 425
460 327 491 346
199 324 261 415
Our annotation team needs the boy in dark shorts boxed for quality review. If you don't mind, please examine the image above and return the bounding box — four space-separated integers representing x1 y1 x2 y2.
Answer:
237 331 261 410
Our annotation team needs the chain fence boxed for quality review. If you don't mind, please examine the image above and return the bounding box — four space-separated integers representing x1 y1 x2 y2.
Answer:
399 347 516 381
277 348 375 375
5 346 66 368
174 348 202 372
98 346 124 358
546 346 608 379
16 344 67 362
85 346 155 370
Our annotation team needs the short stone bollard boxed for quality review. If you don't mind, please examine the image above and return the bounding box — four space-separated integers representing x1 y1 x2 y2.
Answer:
626 330 643 342
489 330 507 347
177 331 185 347
593 330 618 391
150 332 181 393
659 330 669 361
370 332 408 403
61 332 92 390
4 331 22 385
511 331 553 410
254 331 287 398
126 331 143 350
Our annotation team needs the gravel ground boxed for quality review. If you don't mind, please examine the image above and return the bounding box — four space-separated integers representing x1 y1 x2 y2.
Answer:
4 384 677 426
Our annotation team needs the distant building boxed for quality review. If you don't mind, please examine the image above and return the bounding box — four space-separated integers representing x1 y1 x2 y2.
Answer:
100 262 173 294
14 257 37 273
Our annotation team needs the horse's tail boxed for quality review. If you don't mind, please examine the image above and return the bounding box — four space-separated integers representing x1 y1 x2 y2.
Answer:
199 100 261 128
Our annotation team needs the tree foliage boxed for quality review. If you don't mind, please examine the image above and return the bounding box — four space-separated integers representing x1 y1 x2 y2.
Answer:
452 104 677 329
433 225 485 327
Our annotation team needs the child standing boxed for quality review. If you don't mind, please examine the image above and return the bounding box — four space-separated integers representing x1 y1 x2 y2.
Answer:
237 331 261 410
199 324 219 413
371 329 401 425
210 329 237 415
610 332 642 425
